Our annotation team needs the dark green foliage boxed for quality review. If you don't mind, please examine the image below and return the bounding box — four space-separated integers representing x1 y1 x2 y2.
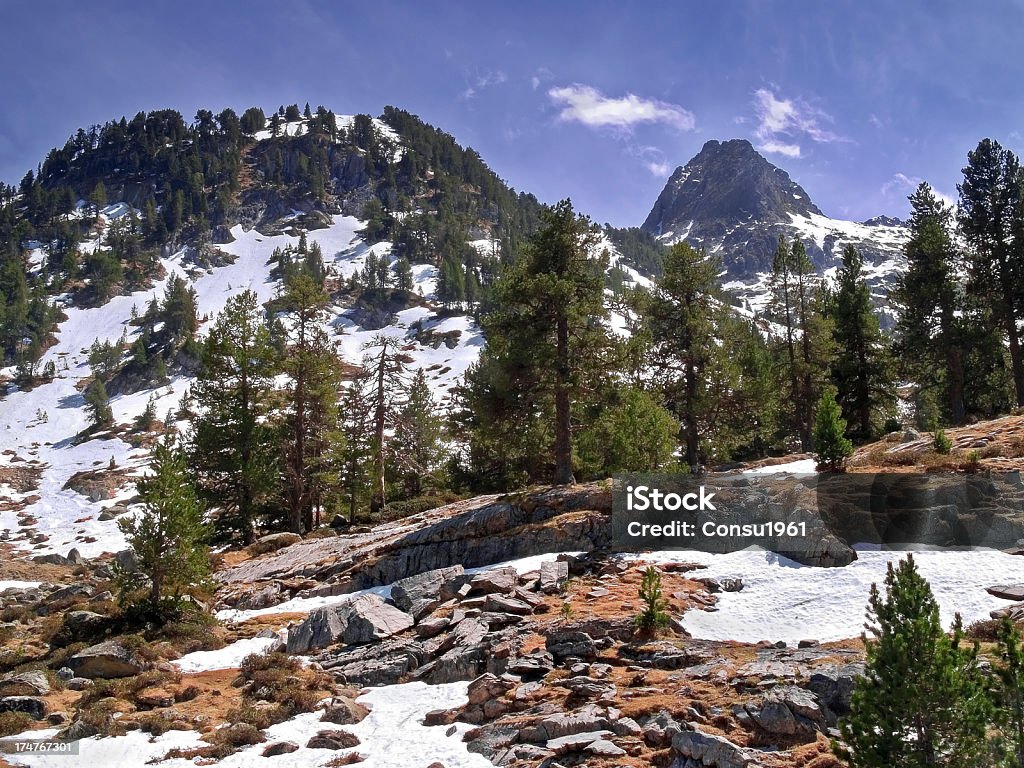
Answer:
828 245 895 440
604 226 665 277
992 618 1024 766
119 436 210 607
576 387 677 477
813 388 852 471
392 368 446 497
187 290 280 544
84 378 113 428
838 555 991 767
933 427 952 455
634 566 670 633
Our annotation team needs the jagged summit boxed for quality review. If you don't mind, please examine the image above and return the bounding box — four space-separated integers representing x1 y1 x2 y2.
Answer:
642 139 821 239
640 139 908 322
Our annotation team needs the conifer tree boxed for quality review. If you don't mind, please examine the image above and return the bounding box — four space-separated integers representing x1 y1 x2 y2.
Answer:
839 555 991 766
829 245 894 439
84 378 113 428
813 388 852 471
119 437 209 607
393 367 445 496
644 240 723 469
993 618 1024 766
338 369 374 523
187 291 279 543
363 335 407 516
892 183 967 424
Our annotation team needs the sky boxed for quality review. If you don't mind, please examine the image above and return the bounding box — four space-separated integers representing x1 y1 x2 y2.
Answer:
2 0 1023 227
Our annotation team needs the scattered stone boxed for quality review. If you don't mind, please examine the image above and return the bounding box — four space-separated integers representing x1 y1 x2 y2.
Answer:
586 738 627 757
391 566 466 620
262 742 299 757
672 729 752 768
546 729 615 755
113 549 139 573
68 640 146 679
414 615 451 638
321 697 370 725
539 560 569 594
469 567 518 595
66 548 85 565
0 670 50 697
989 584 1024 601
306 729 361 750
483 594 533 615
0 696 48 720
286 595 413 653
545 630 597 661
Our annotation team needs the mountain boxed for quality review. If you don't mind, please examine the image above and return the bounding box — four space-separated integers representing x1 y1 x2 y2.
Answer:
641 139 908 322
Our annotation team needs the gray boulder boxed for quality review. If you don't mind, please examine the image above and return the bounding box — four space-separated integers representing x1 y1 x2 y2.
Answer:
287 606 348 654
67 640 146 679
0 696 49 720
469 567 518 595
538 560 569 593
0 670 50 697
672 729 753 768
391 566 465 620
288 595 413 653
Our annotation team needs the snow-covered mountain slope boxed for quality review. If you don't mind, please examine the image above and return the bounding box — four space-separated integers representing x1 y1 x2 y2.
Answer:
0 202 483 560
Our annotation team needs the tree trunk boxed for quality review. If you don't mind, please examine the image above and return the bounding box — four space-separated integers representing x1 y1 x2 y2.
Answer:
553 313 574 485
683 361 700 469
370 346 388 516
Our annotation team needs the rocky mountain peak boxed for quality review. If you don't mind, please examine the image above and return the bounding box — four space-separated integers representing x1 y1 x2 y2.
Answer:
642 138 821 239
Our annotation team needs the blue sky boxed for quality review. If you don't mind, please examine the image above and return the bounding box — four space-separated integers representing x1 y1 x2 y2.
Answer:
3 1 1023 226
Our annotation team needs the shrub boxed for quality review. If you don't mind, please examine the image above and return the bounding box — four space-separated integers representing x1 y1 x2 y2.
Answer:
633 566 670 634
933 427 952 455
0 711 32 737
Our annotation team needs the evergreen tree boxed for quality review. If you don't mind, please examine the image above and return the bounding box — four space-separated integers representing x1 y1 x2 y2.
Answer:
118 436 209 606
829 245 895 439
363 335 407 516
892 183 967 424
644 240 723 469
958 139 1024 405
187 290 280 544
475 199 609 485
769 236 833 449
575 386 677 477
839 555 991 766
394 256 414 293
813 388 852 471
338 369 374 523
88 181 107 217
993 618 1024 767
393 368 445 497
84 378 113 428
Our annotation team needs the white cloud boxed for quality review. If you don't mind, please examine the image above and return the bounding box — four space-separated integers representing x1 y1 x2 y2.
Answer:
881 173 956 210
462 69 507 99
548 84 695 132
646 161 672 177
752 88 844 157
531 76 541 90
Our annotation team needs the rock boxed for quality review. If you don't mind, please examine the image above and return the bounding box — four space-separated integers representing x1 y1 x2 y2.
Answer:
65 678 92 691
32 553 69 565
0 696 48 720
540 561 573 593
262 741 300 757
306 729 361 750
546 729 615 755
672 729 752 768
113 549 139 573
343 594 414 644
287 606 347 654
66 548 85 565
694 576 743 593
235 584 282 611
483 594 534 615
62 610 108 640
469 567 519 595
415 616 451 638
0 670 50 697
49 583 93 602
545 630 598 661
989 584 1024 601
586 739 627 757
556 676 616 699
746 685 823 737
67 640 146 679
466 673 514 706
807 663 864 724
250 532 302 555
391 566 465 620
437 617 487 655
56 667 74 682
47 712 68 726
321 697 370 725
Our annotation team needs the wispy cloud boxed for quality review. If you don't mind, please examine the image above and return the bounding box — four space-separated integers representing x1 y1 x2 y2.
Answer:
626 144 674 178
752 87 845 158
548 84 695 132
461 69 507 99
881 172 956 209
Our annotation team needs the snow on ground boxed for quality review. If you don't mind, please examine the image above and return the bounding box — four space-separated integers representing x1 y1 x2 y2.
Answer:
6 683 488 768
466 551 583 576
0 580 41 591
742 458 818 474
634 546 1024 644
171 635 284 673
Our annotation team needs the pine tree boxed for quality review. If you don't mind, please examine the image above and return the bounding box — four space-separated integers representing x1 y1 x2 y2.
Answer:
634 566 670 634
363 335 407 517
813 388 852 471
118 436 209 606
187 290 280 544
892 183 967 424
959 139 1024 406
838 555 991 766
993 618 1024 766
393 368 445 497
829 245 895 440
644 240 723 469
84 378 113 428
338 369 374 523
480 199 609 485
